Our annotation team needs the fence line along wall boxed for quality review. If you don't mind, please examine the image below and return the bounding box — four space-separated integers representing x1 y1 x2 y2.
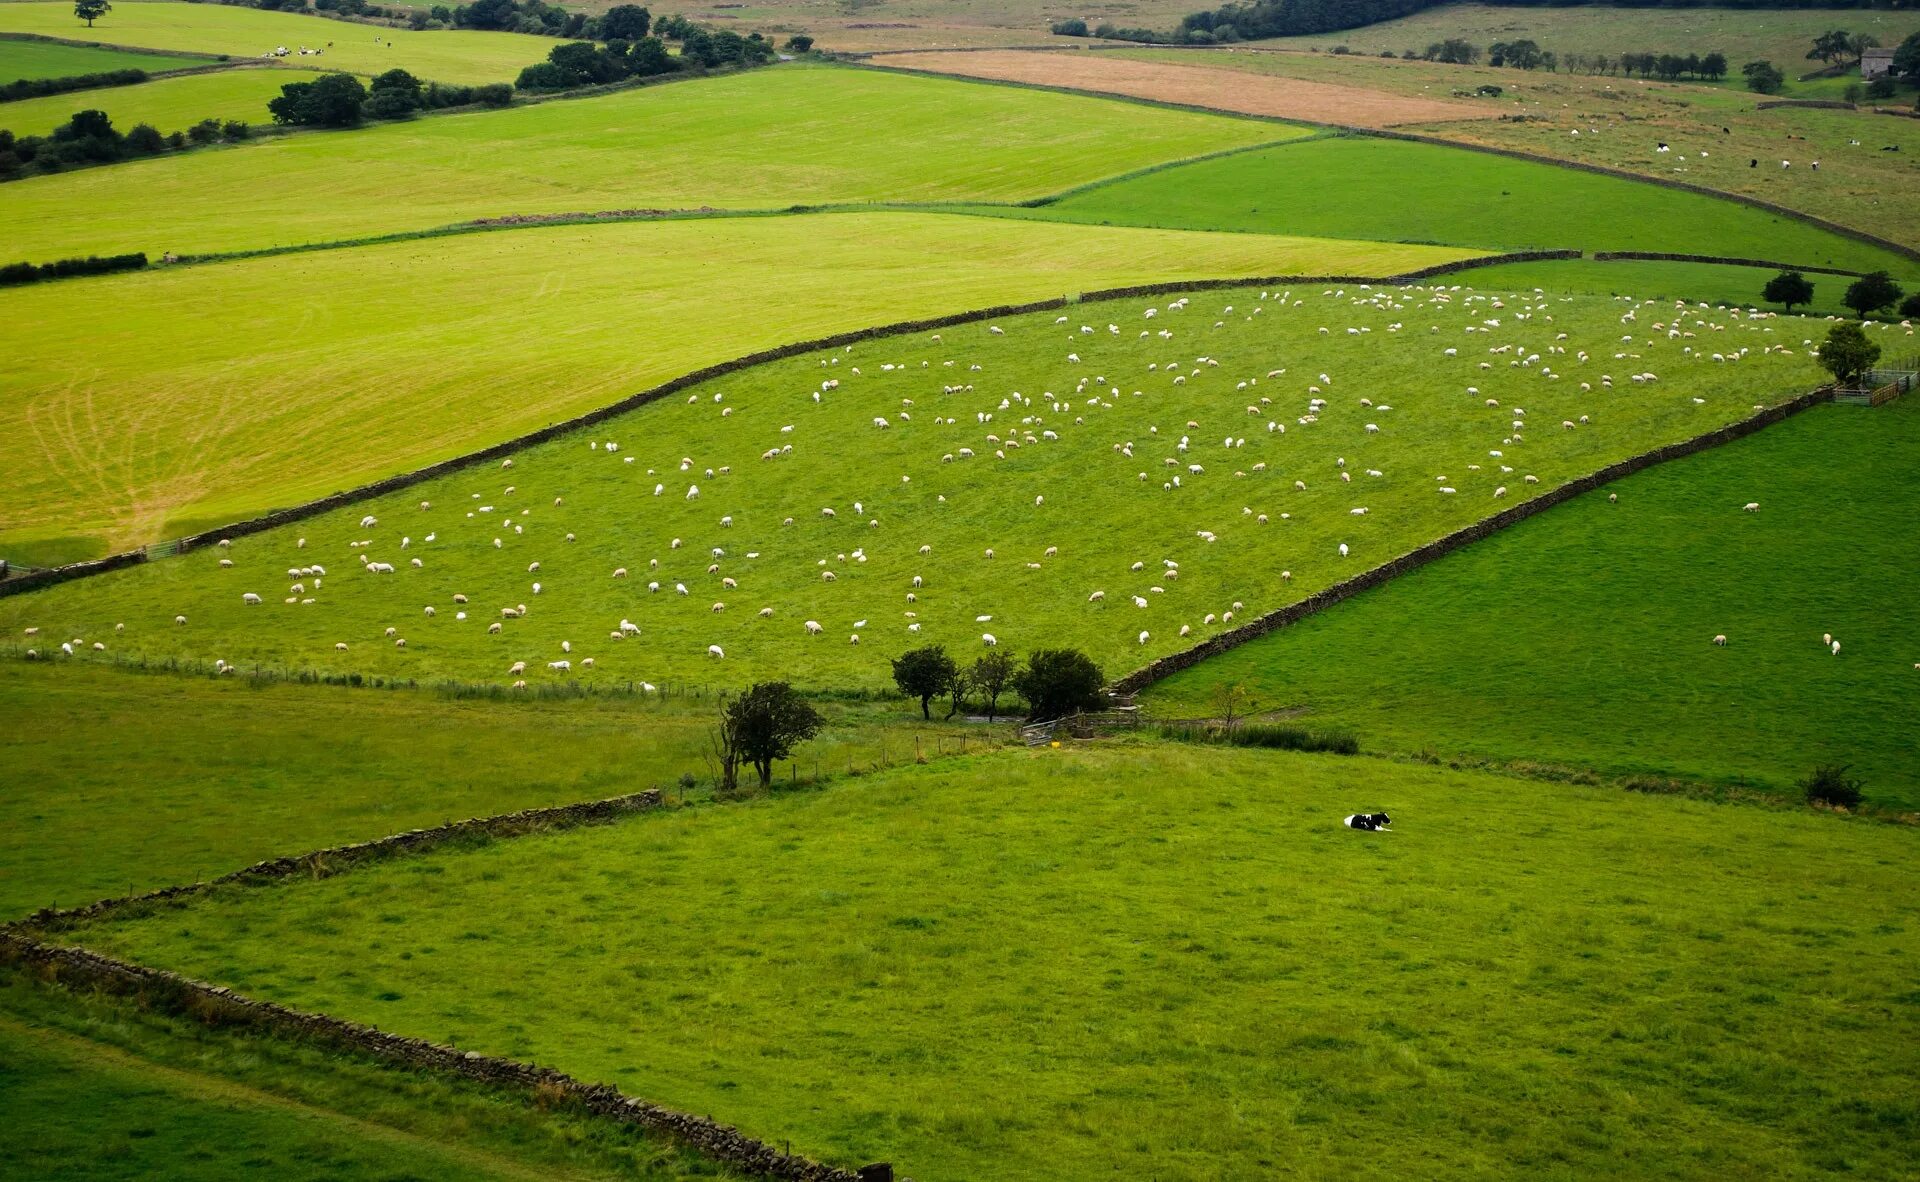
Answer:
1110 388 1831 695
0 933 859 1182
0 253 1570 601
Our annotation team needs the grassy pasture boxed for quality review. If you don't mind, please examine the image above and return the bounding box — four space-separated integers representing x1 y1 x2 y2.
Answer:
1022 135 1917 275
0 659 983 918
1459 256 1918 318
0 63 1292 262
1145 389 1920 808
0 35 203 80
60 741 1920 1179
0 212 1454 556
0 65 315 134
1257 4 1920 94
0 1 552 84
1106 48 1920 248
0 976 744 1180
1 283 1826 690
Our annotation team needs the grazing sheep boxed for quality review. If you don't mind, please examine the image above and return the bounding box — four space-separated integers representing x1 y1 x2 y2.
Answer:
1743 502 1760 512
509 661 527 675
1713 635 1727 646
488 622 502 634
1138 631 1150 645
549 660 571 671
424 606 435 617
335 642 348 651
1832 640 1841 656
395 638 407 648
708 645 725 659
982 633 997 646
1338 543 1349 558
242 593 262 604
1088 590 1106 602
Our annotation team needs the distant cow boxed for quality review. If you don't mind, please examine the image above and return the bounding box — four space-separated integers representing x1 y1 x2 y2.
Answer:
1344 812 1392 832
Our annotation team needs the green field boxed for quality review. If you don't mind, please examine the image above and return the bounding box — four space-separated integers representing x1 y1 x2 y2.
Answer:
56 740 1920 1179
0 63 1293 262
0 1 553 84
0 35 204 80
1145 391 1920 808
1021 135 1917 275
0 975 742 1181
0 659 984 917
1456 256 1912 318
0 212 1458 557
0 65 313 135
1 283 1826 689
1259 3 1920 87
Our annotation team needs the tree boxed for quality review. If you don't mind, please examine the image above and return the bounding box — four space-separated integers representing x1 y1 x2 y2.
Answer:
1012 649 1105 722
1843 271 1903 318
461 0 518 29
1866 75 1897 101
1425 38 1477 65
366 68 423 119
1212 681 1254 730
1817 322 1881 387
1763 270 1814 314
891 645 957 720
74 0 109 26
1743 60 1784 96
221 120 251 141
123 122 165 155
599 3 650 39
1901 292 1920 319
970 651 1015 722
627 36 674 76
1894 32 1920 82
187 118 222 144
1051 18 1087 36
1800 763 1864 809
719 682 823 788
944 667 971 720
1808 29 1851 65
1701 52 1727 81
783 34 813 52
268 73 366 127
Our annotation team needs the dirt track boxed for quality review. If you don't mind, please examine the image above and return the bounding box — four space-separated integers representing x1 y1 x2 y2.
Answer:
872 49 1497 129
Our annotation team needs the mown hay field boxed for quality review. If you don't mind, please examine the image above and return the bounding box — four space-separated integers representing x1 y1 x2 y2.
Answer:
2 282 1824 689
1146 389 1920 808
61 741 1920 1180
0 1 553 84
0 63 1294 261
0 212 1462 556
1020 136 1918 275
0 65 316 135
1106 48 1920 249
0 35 205 79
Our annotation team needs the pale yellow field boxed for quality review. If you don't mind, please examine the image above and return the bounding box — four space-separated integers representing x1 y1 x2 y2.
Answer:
0 211 1472 554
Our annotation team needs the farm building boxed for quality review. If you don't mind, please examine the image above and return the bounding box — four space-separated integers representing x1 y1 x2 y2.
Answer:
1861 48 1894 80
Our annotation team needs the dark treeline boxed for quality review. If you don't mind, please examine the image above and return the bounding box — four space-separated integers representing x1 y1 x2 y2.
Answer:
1 68 152 104
0 110 252 181
0 252 147 287
1051 0 1906 47
515 15 800 92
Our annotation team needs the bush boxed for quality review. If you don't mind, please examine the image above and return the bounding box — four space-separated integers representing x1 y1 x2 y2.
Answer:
1865 75 1896 100
783 34 813 52
0 251 147 288
124 122 166 155
1051 18 1088 36
221 120 251 141
187 118 222 145
1012 649 1104 721
1800 763 1864 809
1155 721 1359 755
269 73 367 127
1900 291 1920 319
0 67 146 103
474 82 514 107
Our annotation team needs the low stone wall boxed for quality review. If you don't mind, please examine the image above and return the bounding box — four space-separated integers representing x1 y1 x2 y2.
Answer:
0 933 857 1182
1111 389 1831 695
1591 251 1866 278
1757 99 1856 111
0 255 1564 602
22 788 664 930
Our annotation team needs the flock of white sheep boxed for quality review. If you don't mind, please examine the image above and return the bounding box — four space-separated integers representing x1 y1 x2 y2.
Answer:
12 282 1854 683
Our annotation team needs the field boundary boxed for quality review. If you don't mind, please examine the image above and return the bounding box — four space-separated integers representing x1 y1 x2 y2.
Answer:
1589 251 1868 277
0 250 1570 599
0 930 857 1182
1110 387 1831 694
852 50 1920 267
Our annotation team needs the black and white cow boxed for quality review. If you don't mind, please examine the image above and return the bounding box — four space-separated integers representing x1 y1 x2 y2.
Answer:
1343 812 1392 831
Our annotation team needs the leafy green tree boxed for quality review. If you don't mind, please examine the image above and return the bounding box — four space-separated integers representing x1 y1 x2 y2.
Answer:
891 646 957 720
970 650 1015 721
1743 60 1784 95
187 118 222 144
1865 75 1896 100
1012 649 1105 722
123 122 164 154
627 36 674 75
599 3 650 40
944 667 971 720
1817 321 1881 387
1894 32 1920 82
74 0 109 26
515 61 573 90
1843 271 1903 318
1763 271 1814 313
366 68 424 118
268 73 366 127
1701 52 1727 80
719 682 824 788
1808 29 1852 65
1901 292 1920 319
783 34 813 52
1050 18 1087 36
221 120 251 140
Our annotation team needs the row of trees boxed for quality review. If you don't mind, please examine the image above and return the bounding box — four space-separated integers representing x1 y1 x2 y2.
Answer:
891 646 1107 723
0 110 250 181
0 66 151 103
268 70 510 127
1765 270 1915 319
512 24 789 91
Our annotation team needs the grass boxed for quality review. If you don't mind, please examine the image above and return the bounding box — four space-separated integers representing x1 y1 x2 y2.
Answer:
1016 134 1918 275
0 35 204 80
56 740 1920 1179
0 281 1827 690
0 211 1459 555
1456 256 1910 318
0 973 749 1180
0 658 986 918
1145 392 1920 809
1258 4 1920 96
0 62 1292 262
1106 47 1920 248
0 1 556 85
0 65 315 135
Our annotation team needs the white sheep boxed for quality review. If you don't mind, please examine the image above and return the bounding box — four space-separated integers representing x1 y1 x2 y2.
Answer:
242 593 262 604
708 645 725 659
1712 635 1727 646
1138 630 1150 645
982 633 997 646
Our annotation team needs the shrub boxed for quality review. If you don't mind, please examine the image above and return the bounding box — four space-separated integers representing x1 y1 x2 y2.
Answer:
1900 291 1920 318
221 120 251 141
783 34 813 52
1865 75 1896 100
0 251 147 287
1051 18 1088 36
124 122 165 154
474 82 514 107
1012 649 1104 721
187 117 222 144
1743 59 1784 95
598 2 650 39
269 73 367 127
1155 721 1358 755
1800 763 1864 809
0 67 146 103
